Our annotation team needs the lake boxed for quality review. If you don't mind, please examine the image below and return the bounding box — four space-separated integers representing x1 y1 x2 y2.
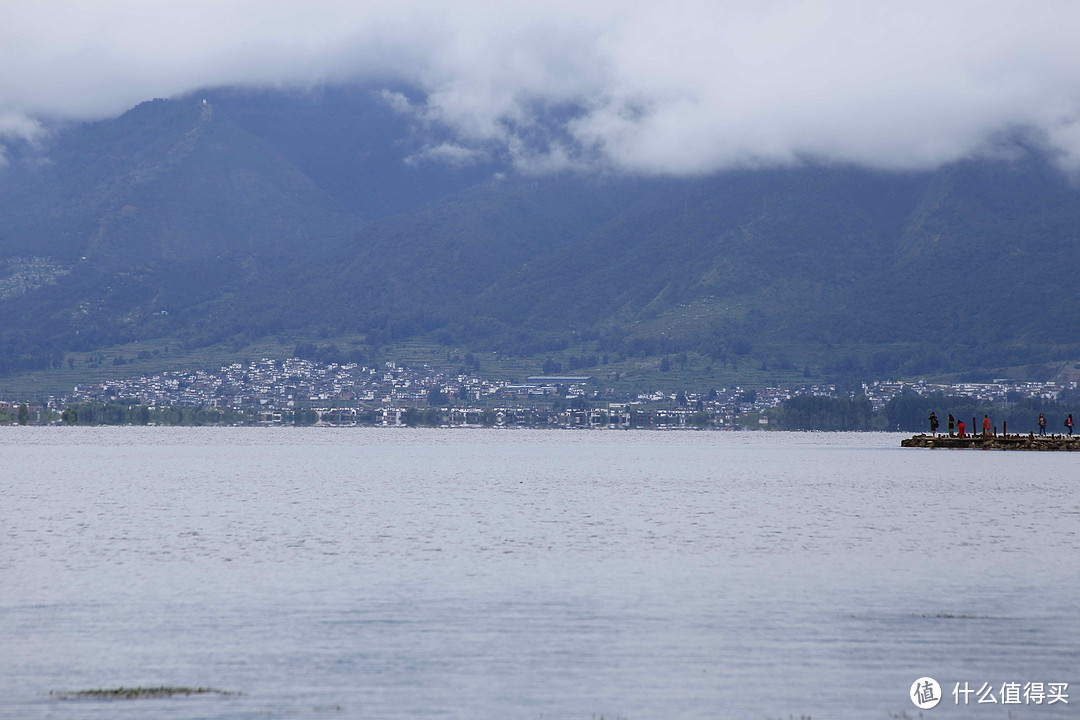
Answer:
1 428 1077 719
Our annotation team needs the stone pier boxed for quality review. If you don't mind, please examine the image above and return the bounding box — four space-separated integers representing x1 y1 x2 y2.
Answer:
901 433 1080 450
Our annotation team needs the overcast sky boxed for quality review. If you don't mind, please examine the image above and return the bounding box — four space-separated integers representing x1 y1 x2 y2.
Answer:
3 0 1080 174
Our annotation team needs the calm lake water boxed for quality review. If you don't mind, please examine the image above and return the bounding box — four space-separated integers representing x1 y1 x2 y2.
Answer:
1 428 1077 719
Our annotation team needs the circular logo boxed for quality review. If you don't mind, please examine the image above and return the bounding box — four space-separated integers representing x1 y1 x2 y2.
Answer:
911 677 942 709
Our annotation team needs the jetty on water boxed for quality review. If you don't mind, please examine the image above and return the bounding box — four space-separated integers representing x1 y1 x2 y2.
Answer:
902 433 1080 451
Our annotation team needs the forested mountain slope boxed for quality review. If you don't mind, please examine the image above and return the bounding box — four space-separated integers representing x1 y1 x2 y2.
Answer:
2 88 1078 381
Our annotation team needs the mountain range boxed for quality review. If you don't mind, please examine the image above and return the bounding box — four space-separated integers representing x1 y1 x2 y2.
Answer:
2 85 1080 389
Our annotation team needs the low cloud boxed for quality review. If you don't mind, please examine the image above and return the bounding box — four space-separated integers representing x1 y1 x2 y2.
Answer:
0 111 47 168
405 142 488 167
0 112 46 144
5 1 1080 174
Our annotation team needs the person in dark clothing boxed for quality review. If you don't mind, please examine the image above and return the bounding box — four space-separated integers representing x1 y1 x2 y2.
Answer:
1038 413 1047 436
928 411 939 435
947 414 955 437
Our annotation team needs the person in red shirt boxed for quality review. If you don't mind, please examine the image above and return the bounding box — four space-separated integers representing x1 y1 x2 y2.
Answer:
957 420 966 438
982 415 992 438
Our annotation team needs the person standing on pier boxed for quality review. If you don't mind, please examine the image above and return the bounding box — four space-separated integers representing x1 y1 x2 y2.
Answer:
928 411 939 435
1067 414 1074 436
1039 413 1047 436
947 414 955 436
982 414 992 438
957 419 966 438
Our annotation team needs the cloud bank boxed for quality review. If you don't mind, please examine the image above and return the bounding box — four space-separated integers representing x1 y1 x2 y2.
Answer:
4 0 1080 174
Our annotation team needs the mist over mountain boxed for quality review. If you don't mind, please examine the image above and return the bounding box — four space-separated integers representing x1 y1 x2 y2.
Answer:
1 86 1079 385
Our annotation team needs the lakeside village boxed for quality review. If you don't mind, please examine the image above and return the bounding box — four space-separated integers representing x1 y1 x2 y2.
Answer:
1 357 1076 431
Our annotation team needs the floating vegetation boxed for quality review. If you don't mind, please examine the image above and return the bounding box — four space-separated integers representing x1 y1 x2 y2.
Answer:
925 612 989 619
51 686 237 700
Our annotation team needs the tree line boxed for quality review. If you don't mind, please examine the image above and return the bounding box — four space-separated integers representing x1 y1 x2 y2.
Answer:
58 402 248 426
7 394 1078 431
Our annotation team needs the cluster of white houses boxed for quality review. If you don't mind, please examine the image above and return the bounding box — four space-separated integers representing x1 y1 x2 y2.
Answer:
40 357 1079 428
56 359 791 426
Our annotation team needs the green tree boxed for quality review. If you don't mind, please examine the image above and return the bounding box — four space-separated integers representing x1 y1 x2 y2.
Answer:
294 408 319 426
17 404 30 425
774 395 873 431
543 358 562 374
